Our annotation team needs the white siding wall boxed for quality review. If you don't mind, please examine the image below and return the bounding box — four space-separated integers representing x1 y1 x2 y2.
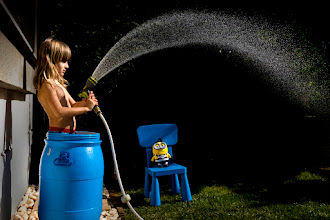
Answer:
0 31 35 219
0 91 34 219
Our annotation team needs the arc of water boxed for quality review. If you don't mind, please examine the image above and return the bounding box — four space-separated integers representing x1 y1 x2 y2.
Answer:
91 11 329 115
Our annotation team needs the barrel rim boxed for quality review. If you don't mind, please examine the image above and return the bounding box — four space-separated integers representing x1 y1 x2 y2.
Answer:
45 140 102 145
46 131 101 141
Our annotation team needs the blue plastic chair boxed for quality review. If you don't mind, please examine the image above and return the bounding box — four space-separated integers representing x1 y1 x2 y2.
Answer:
137 124 192 206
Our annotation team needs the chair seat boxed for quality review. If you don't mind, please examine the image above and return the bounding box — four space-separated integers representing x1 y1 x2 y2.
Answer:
146 163 187 177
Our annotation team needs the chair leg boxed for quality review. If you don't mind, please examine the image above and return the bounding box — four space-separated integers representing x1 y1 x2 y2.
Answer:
144 172 151 198
171 174 180 194
180 173 192 202
150 176 161 206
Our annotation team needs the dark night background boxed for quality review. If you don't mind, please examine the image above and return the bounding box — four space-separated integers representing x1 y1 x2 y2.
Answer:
30 0 330 191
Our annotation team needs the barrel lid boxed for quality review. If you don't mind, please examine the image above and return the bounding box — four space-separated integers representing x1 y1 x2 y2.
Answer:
47 131 100 141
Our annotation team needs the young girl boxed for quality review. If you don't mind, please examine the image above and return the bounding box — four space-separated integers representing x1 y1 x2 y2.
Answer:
33 38 98 133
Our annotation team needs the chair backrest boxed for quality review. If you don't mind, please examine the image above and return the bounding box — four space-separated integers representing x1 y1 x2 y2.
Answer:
137 124 178 167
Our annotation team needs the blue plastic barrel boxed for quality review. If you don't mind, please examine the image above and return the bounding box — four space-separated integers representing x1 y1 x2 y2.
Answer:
38 131 104 220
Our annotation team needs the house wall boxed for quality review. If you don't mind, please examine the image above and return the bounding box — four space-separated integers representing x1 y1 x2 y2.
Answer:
0 0 37 218
0 93 33 219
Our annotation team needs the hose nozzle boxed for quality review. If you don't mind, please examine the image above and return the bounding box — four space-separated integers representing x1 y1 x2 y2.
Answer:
78 77 98 99
78 77 102 116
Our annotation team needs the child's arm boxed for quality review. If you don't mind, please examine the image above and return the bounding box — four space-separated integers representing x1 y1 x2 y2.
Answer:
69 91 97 108
42 83 96 117
71 100 86 108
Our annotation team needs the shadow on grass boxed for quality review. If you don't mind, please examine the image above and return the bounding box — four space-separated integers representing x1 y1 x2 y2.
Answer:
265 168 330 204
200 167 330 206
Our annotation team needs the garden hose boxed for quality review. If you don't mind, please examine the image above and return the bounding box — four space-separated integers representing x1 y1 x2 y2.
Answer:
99 114 143 220
79 77 144 220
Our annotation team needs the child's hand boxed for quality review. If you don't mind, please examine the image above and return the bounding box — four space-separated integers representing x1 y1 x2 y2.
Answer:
86 91 99 111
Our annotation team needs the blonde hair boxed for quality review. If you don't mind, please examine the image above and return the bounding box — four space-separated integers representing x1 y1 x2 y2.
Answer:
33 38 71 90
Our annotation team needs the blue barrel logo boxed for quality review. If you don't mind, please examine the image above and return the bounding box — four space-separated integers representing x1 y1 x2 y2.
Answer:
38 132 104 220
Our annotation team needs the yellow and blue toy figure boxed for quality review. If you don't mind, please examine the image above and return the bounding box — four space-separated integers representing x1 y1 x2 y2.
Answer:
151 139 171 167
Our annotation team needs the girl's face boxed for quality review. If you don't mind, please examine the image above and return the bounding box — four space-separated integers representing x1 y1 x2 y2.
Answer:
56 61 69 76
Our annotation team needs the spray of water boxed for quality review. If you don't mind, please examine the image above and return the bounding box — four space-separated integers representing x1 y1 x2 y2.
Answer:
92 11 329 115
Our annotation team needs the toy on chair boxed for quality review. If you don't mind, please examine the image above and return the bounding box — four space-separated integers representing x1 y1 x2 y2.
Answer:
137 124 192 206
151 139 171 167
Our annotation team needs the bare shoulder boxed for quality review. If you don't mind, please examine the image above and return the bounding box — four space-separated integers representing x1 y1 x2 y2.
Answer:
38 81 56 98
40 80 55 89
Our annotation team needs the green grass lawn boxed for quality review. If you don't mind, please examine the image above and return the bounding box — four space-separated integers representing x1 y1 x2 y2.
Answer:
123 168 330 219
